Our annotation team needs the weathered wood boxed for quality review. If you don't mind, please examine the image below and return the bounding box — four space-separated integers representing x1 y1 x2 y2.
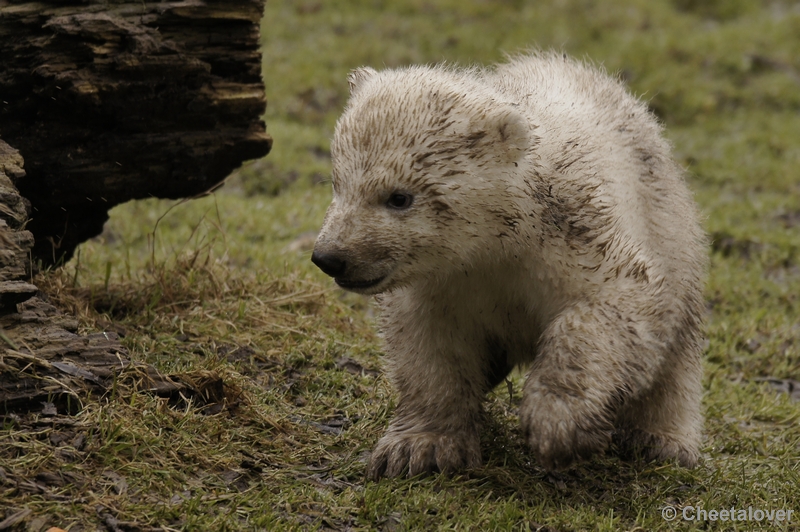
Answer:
0 139 36 310
0 294 193 415
0 142 187 414
0 0 272 264
0 0 268 412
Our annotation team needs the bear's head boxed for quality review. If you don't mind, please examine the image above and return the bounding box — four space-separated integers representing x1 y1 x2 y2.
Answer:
312 65 535 295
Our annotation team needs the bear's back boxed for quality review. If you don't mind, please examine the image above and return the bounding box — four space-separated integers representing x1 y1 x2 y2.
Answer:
488 53 705 298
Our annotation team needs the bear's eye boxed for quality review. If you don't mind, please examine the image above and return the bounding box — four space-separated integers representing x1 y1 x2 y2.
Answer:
386 192 414 210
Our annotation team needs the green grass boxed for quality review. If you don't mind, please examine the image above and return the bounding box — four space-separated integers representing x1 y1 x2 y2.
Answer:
3 0 800 530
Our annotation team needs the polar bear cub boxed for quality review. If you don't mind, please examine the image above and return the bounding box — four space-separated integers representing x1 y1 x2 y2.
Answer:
312 51 707 479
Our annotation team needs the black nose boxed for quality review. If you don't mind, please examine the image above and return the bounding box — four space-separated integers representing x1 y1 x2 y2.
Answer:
311 250 347 277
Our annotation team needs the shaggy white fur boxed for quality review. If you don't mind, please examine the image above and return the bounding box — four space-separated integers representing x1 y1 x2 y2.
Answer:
312 51 707 480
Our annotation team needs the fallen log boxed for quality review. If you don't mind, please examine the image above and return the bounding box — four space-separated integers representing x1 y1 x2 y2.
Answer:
1 140 190 415
0 0 272 264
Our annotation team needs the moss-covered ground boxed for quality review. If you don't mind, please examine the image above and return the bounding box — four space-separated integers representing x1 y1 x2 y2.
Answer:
2 0 800 530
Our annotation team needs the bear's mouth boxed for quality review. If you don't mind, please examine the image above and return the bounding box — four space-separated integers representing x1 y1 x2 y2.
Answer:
335 276 385 291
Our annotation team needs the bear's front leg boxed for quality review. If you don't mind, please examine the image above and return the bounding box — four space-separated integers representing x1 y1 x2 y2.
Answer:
367 362 486 479
520 299 666 471
368 424 482 480
368 305 495 480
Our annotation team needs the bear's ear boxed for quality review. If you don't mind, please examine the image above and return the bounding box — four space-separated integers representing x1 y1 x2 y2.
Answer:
347 66 378 95
478 106 531 163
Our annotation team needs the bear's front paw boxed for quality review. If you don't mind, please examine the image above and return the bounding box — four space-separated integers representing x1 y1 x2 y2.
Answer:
367 430 481 480
614 428 699 468
520 388 613 471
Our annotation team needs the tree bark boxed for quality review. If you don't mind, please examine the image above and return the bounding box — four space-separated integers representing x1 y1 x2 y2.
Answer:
0 0 272 264
0 0 270 411
1 140 194 415
0 139 37 308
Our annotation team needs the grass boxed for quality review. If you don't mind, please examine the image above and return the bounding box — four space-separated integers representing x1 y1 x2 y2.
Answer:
2 0 800 530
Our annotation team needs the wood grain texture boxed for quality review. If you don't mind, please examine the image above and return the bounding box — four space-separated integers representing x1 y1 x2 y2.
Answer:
0 140 187 414
0 295 193 415
0 0 272 264
0 139 37 309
